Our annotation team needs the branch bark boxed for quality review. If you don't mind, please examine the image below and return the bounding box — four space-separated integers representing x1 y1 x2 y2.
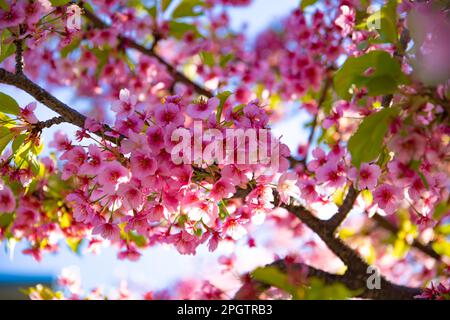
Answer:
327 185 358 232
0 67 118 143
373 213 442 261
232 186 422 299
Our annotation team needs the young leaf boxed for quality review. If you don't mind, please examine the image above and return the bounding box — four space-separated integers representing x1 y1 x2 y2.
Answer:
0 92 21 115
348 107 399 167
366 0 397 44
334 50 408 100
300 0 318 10
161 0 173 12
168 21 200 39
216 91 232 123
199 51 215 68
172 0 204 18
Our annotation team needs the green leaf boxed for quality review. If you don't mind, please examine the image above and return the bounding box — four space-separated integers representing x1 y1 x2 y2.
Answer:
252 266 298 298
432 240 450 258
60 38 81 58
161 0 173 11
168 21 200 39
300 0 318 10
49 0 70 6
348 107 399 167
0 32 15 64
199 50 215 67
219 53 234 67
0 213 14 229
304 278 360 300
366 0 397 44
146 6 157 18
334 50 408 100
172 0 204 18
0 92 20 115
12 134 27 154
216 91 232 123
66 238 83 254
0 0 10 10
0 127 14 154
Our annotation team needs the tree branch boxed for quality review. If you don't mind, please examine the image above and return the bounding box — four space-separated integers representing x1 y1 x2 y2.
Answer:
14 39 24 75
372 213 442 261
231 185 421 299
234 259 421 300
327 185 358 232
79 2 213 98
33 116 66 131
0 68 117 143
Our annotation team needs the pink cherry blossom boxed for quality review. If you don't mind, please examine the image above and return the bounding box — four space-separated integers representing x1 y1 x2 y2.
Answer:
186 97 219 119
97 161 130 194
373 184 404 215
335 5 355 37
154 103 185 127
0 3 25 29
209 178 236 201
92 223 121 242
111 88 137 118
348 163 381 190
130 152 157 177
0 185 16 213
315 161 346 189
277 172 300 204
21 102 39 124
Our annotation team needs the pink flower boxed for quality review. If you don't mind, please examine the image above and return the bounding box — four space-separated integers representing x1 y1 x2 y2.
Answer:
209 178 236 201
22 0 46 25
335 5 355 37
146 126 166 154
348 163 381 190
80 144 104 175
373 184 404 215
277 172 300 204
307 147 327 172
297 178 321 204
49 131 72 151
121 131 150 154
21 102 39 124
221 164 248 185
0 185 16 213
315 161 346 189
118 246 141 261
97 161 130 194
222 218 247 240
0 3 25 29
119 184 144 211
154 103 185 127
111 88 137 118
92 223 121 242
186 97 219 119
130 152 157 177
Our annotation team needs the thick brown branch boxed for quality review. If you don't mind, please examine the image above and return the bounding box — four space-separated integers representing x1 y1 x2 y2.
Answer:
14 39 24 75
373 214 442 261
80 3 213 98
33 116 66 131
327 185 358 232
230 184 421 299
0 68 86 127
234 259 421 300
0 68 117 143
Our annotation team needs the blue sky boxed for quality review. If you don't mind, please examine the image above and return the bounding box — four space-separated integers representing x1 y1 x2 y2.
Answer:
0 0 310 295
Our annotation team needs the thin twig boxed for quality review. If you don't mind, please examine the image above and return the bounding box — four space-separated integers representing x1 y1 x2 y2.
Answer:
14 39 24 74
